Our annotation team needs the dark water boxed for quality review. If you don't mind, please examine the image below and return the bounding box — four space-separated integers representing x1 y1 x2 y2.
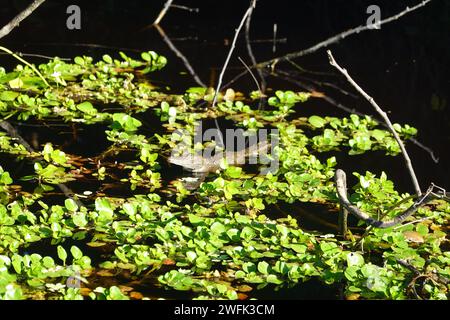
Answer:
1 0 449 299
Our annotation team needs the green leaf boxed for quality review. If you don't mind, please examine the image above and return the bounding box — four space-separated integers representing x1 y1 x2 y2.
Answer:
8 78 23 89
70 246 83 260
111 113 142 131
57 246 68 264
393 123 402 132
108 286 128 300
42 256 55 269
122 203 136 216
416 223 429 236
64 199 78 212
266 274 283 284
77 101 97 115
141 52 151 62
309 115 326 128
346 252 364 267
210 222 226 234
11 255 22 274
291 244 307 254
95 198 114 216
72 212 87 227
102 54 113 64
74 56 84 65
186 251 197 262
240 226 256 241
344 266 359 281
257 261 270 274
0 91 19 101
225 166 242 178
0 171 12 185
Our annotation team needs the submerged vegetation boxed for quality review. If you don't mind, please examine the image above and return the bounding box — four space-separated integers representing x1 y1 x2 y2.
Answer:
0 51 448 300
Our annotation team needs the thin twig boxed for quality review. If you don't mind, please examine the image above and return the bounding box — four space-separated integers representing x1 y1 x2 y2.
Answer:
393 215 435 230
269 69 361 114
238 56 265 111
244 2 266 109
170 4 199 13
153 0 174 25
255 0 432 69
154 25 206 87
0 52 70 61
272 23 277 53
409 138 439 163
210 0 257 147
0 0 46 40
328 50 421 196
0 46 51 88
210 0 257 110
238 57 261 94
32 42 143 53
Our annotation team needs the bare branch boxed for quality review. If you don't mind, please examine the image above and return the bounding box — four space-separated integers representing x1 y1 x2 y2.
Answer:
327 50 422 196
0 0 46 40
210 0 257 147
155 25 206 87
244 2 266 109
210 0 257 110
153 0 174 25
170 4 199 13
255 0 432 68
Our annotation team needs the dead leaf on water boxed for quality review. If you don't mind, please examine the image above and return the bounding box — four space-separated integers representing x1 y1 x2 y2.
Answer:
162 258 176 265
403 231 424 243
96 269 115 277
237 285 253 292
80 287 92 296
346 293 360 300
119 285 134 293
237 293 248 300
87 241 107 247
130 291 144 300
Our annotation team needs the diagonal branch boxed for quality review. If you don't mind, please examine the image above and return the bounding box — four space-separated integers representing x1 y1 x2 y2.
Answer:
153 0 174 25
210 0 257 110
327 50 422 196
209 0 257 148
154 25 206 87
0 0 46 40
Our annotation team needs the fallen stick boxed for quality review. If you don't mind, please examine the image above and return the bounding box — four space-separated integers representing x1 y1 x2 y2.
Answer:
335 169 438 230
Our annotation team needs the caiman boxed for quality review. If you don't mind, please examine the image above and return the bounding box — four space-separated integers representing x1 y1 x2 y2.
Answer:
168 140 271 189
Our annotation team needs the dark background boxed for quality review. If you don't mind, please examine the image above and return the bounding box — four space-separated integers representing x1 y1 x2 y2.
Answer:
0 0 449 193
